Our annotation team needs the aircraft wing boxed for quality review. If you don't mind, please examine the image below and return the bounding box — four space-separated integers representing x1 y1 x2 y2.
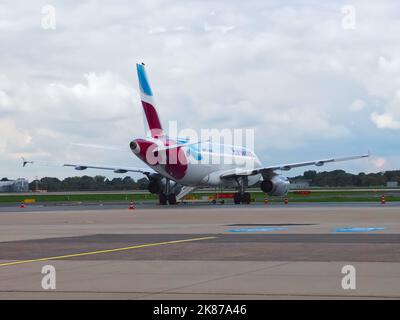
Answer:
220 153 369 179
23 158 156 176
63 163 156 175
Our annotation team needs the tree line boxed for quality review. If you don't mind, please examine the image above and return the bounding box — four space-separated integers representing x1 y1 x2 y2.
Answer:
1 170 399 192
290 170 400 187
26 176 150 192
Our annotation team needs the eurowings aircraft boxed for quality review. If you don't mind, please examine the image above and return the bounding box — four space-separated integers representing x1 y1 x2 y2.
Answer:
27 63 369 205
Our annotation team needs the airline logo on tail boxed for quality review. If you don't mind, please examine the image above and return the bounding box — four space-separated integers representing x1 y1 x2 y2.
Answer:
137 63 163 138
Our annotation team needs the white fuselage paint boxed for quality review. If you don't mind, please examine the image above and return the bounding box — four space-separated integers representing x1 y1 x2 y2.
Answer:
138 141 262 188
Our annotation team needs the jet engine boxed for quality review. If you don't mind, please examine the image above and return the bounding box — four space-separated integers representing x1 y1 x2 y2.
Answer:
260 175 290 196
148 179 161 194
147 177 182 195
129 140 141 154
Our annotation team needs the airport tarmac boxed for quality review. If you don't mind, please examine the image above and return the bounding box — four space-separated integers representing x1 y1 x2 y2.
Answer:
0 202 399 299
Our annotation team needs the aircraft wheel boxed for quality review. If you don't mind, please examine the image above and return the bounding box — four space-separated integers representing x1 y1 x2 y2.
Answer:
233 193 241 204
242 192 251 204
168 193 177 205
159 193 167 205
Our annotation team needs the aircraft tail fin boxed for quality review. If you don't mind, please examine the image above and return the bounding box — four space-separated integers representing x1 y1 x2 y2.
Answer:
136 63 164 138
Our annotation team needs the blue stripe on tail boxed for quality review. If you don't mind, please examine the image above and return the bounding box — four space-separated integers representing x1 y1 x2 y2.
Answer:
136 63 153 96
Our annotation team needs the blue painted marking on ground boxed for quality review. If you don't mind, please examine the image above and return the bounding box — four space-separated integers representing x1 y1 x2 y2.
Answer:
228 227 288 233
335 227 386 232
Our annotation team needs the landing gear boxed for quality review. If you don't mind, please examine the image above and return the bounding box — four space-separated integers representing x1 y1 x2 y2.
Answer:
233 192 251 204
158 178 178 205
148 180 161 194
242 192 251 204
158 192 177 205
159 193 168 205
234 177 251 204
168 193 177 205
234 193 241 204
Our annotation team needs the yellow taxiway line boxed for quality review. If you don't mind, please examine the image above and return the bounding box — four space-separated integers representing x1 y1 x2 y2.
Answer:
0 236 216 268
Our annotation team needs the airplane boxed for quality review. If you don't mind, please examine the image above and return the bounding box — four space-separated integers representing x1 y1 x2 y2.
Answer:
25 63 369 205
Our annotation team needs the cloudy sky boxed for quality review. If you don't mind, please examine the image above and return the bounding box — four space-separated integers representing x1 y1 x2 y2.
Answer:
0 0 399 181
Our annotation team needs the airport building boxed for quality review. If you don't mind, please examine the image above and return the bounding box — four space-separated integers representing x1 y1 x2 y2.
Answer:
387 181 399 188
289 179 311 189
0 178 29 193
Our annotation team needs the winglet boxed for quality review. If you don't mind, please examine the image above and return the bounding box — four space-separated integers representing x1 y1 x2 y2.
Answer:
22 157 33 167
136 63 153 96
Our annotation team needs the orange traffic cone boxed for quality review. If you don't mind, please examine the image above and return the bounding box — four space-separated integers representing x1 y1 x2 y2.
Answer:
264 198 269 205
381 195 385 205
129 201 135 210
284 197 289 205
19 201 25 208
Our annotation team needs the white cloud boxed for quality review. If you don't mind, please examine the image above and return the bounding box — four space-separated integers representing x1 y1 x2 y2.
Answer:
203 24 236 33
0 119 32 154
0 71 140 170
349 99 365 112
0 90 11 111
44 72 134 120
149 27 167 34
370 112 400 129
0 0 399 179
